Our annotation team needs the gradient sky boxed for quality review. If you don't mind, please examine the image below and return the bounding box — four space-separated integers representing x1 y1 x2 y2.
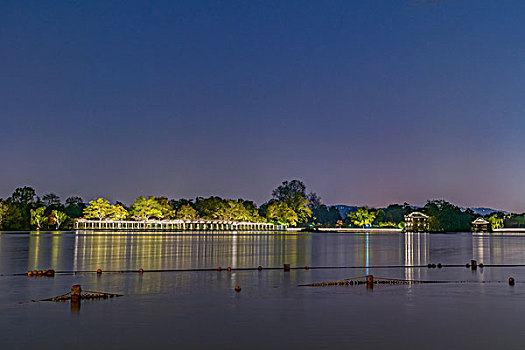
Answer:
1 1 524 212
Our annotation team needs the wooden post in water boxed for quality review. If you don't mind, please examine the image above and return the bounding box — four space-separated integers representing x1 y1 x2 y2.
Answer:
366 275 374 289
71 285 82 300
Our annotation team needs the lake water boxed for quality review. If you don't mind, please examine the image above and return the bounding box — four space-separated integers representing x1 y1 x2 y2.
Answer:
2 231 525 349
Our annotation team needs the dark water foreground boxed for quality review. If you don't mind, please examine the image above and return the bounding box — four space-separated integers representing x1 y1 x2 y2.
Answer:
2 231 525 349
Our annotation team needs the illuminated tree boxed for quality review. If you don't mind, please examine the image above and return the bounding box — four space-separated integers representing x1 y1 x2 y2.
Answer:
347 207 377 228
83 198 128 220
0 202 7 227
155 196 175 219
486 214 504 229
30 206 47 230
265 201 299 226
51 210 69 229
83 198 112 220
270 180 312 224
129 196 164 221
175 204 199 220
111 204 129 220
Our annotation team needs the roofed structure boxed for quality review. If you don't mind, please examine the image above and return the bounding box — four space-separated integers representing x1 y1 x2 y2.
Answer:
472 217 491 232
404 211 430 232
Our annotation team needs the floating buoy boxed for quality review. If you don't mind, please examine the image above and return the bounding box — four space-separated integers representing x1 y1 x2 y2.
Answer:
283 264 290 271
509 277 515 286
466 263 470 268
427 264 432 268
257 266 262 271
305 266 310 270
234 285 242 292
96 269 102 275
479 263 484 268
227 267 231 272
27 269 55 277
138 268 144 274
437 263 442 269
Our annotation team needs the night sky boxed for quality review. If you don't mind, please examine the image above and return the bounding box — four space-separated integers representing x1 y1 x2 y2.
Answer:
1 1 524 212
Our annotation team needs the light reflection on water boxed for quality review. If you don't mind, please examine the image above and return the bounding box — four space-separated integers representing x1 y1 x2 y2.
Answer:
3 231 525 349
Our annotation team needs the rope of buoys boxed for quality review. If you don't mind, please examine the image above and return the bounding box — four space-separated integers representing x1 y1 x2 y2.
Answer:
5 261 525 277
298 275 520 287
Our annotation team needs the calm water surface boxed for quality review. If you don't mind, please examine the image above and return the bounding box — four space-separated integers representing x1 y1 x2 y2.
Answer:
1 231 525 349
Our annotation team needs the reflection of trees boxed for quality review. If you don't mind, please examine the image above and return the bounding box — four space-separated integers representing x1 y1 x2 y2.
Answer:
73 232 310 272
27 232 73 270
28 233 41 268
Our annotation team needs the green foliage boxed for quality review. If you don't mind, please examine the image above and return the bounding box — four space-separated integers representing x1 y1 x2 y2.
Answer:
30 206 47 230
265 180 312 225
111 204 129 220
64 196 85 218
155 196 176 219
374 204 412 225
51 210 69 229
83 198 128 220
1 203 25 230
486 214 504 229
423 200 474 232
310 205 342 227
272 180 306 202
504 214 525 228
129 196 164 220
0 202 7 227
83 198 112 220
195 197 260 221
9 186 38 207
42 193 61 208
307 192 322 211
175 204 199 220
347 207 377 228
287 193 312 223
169 198 194 211
264 201 299 226
375 221 398 228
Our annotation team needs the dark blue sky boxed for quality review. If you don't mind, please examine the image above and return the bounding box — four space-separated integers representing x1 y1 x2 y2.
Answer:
1 1 524 212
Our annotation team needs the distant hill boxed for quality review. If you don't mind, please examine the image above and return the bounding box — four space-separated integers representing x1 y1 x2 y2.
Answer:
468 207 508 216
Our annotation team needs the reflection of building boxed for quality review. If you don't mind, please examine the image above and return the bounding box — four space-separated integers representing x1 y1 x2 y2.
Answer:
472 217 491 232
404 212 429 232
404 233 429 280
72 232 307 272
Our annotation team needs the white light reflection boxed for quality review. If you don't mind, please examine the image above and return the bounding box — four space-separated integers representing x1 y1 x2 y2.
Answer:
405 232 428 281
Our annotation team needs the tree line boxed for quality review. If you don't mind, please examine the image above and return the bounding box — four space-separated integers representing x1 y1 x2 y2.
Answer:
0 180 339 230
1 182 523 231
346 200 521 232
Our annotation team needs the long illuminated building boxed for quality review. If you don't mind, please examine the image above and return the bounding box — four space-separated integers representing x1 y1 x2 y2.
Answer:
75 219 286 232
